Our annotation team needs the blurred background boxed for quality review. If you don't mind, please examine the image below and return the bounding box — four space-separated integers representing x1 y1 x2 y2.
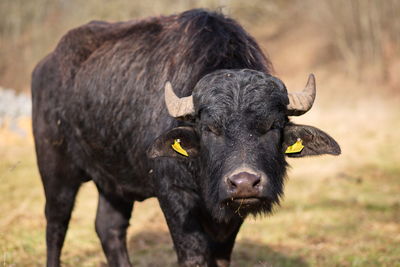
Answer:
0 0 399 266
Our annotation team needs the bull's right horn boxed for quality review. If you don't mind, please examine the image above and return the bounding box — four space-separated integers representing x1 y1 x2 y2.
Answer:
164 82 195 118
286 74 316 116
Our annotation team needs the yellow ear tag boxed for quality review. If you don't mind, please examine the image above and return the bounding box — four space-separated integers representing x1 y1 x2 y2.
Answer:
285 138 304 154
172 139 189 157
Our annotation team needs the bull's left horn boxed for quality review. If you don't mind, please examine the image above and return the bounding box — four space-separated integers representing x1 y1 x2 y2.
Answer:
164 82 195 118
286 74 316 116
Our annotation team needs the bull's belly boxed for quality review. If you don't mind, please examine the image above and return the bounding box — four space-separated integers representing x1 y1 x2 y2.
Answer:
69 135 156 201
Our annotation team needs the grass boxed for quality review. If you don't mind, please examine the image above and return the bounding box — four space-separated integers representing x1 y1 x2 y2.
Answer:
0 96 399 267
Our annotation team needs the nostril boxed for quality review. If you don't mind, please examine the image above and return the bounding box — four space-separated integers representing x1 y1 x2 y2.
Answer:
252 177 261 187
228 178 237 188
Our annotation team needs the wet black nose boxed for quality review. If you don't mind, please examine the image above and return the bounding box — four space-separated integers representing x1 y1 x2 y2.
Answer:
227 172 261 197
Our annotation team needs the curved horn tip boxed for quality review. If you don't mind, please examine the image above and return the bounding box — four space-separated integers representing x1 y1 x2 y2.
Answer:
286 74 317 116
164 81 178 116
164 81 175 105
164 81 174 98
305 74 316 93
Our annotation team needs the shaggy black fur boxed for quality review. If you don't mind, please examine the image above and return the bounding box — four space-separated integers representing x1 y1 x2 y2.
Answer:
32 9 340 267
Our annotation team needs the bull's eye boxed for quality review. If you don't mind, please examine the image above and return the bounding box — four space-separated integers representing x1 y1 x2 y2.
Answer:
255 122 271 135
204 124 221 136
256 121 282 136
256 126 268 135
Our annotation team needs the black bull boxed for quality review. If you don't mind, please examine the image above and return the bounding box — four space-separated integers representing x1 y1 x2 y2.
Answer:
31 9 340 267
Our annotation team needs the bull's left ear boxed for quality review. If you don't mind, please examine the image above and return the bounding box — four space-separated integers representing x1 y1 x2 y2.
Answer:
147 126 200 159
283 123 341 157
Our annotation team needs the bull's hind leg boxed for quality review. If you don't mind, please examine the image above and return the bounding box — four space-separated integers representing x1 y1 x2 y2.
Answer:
95 187 133 267
44 180 81 267
36 147 84 267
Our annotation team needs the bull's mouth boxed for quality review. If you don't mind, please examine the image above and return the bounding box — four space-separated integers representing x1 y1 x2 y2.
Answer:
231 197 261 205
217 196 274 218
220 197 266 208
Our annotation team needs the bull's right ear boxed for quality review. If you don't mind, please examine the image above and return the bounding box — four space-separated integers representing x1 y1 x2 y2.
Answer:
147 126 200 159
283 123 341 157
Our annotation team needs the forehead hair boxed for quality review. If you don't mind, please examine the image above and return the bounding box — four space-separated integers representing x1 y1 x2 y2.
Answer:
193 69 289 125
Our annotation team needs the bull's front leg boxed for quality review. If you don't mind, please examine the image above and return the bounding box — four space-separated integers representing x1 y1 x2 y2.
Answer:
95 186 133 267
156 186 211 266
205 219 243 267
153 162 242 267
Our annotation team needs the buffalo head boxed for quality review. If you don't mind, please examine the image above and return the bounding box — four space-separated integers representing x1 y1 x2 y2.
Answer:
149 69 340 221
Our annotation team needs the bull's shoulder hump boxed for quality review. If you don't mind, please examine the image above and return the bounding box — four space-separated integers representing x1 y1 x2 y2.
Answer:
55 20 120 58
